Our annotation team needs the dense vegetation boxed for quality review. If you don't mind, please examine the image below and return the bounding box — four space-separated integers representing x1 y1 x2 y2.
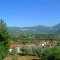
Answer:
0 19 10 60
10 34 60 44
10 45 60 60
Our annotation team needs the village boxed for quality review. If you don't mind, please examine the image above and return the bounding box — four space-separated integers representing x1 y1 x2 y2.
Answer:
9 40 57 53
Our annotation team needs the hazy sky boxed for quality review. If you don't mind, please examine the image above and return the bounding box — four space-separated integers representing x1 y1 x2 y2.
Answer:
0 0 60 27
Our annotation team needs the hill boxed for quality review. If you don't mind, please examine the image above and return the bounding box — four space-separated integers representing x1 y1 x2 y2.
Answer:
8 23 60 35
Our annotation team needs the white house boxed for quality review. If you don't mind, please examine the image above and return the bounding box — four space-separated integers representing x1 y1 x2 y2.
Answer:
9 44 21 53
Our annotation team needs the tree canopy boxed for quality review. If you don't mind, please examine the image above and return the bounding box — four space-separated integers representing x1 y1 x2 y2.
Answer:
0 19 10 60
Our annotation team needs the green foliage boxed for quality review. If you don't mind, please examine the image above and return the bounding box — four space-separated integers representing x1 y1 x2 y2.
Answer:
11 34 59 44
32 46 42 56
41 47 60 60
0 19 10 60
20 46 60 60
21 46 33 55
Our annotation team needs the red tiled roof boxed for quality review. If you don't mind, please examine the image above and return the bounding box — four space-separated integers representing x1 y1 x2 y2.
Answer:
9 44 20 49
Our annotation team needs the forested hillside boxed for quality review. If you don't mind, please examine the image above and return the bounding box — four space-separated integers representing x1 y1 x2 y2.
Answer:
8 23 60 35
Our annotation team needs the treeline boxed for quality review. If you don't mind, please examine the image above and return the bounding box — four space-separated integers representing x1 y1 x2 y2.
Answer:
0 19 10 60
11 34 60 44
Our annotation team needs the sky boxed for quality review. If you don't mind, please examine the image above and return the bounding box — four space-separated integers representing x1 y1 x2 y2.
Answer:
0 0 60 27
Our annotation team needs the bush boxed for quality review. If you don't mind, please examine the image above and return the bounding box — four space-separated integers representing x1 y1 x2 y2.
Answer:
21 46 33 55
32 46 37 56
41 46 60 60
32 46 43 56
32 46 60 60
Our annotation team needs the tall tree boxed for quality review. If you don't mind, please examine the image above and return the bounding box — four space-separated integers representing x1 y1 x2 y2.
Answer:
0 19 10 60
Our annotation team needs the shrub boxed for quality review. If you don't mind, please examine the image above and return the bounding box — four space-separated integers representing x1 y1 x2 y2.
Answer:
32 46 43 56
21 46 33 55
41 46 60 60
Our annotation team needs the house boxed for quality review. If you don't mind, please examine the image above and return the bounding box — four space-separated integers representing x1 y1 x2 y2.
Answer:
9 43 36 53
9 44 21 53
38 40 57 47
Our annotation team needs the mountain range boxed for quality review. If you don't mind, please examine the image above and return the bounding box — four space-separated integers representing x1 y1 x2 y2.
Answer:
8 23 60 34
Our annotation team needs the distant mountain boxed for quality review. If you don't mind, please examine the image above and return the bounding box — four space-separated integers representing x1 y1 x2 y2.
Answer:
8 23 60 35
51 23 60 34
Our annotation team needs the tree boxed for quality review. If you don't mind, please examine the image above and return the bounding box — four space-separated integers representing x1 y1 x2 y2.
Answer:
21 46 33 55
42 47 60 60
0 19 10 60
